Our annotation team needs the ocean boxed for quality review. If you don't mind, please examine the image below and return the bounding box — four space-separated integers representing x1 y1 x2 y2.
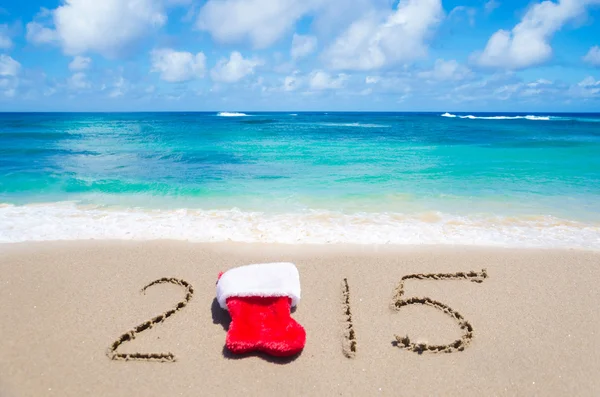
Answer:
1 111 599 248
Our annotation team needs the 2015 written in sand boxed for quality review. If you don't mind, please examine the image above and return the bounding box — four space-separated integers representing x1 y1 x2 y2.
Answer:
106 268 488 362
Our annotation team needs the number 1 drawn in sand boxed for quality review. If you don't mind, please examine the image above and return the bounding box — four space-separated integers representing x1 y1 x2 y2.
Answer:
341 278 357 358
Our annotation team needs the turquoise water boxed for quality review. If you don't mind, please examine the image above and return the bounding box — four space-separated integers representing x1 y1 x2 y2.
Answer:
1 112 600 247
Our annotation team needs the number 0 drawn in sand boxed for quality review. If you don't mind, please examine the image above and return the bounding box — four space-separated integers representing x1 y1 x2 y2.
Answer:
107 278 194 362
391 269 487 354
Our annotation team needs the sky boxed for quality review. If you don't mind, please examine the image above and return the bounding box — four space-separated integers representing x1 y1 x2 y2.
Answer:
0 0 600 112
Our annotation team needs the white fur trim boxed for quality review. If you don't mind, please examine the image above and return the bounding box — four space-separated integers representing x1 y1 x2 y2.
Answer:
216 262 301 310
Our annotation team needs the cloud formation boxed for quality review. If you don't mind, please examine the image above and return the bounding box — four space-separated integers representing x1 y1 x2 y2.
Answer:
474 0 600 69
324 0 443 71
69 56 92 71
308 70 348 90
291 34 317 60
197 0 318 48
484 0 500 15
151 48 207 82
418 59 472 81
26 0 170 57
0 54 20 76
211 52 263 83
583 46 600 66
0 55 20 98
68 72 91 90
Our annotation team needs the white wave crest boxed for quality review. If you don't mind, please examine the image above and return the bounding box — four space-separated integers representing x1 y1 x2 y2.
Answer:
442 113 551 121
1 203 599 249
318 122 390 128
217 112 248 117
524 115 551 120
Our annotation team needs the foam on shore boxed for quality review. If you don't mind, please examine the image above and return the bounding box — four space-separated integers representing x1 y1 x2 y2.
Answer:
1 202 598 249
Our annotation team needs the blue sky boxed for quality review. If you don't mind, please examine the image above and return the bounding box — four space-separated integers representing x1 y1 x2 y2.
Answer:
0 0 599 112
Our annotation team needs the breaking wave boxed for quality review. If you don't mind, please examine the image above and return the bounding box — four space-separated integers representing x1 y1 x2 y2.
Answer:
1 203 599 249
217 112 248 117
441 113 551 121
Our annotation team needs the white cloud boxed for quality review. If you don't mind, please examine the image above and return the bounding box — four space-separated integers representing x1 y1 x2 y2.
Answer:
578 76 600 88
0 55 20 98
0 24 12 49
69 56 92 71
151 48 206 82
197 0 317 48
1 83 17 98
418 59 472 81
474 0 600 69
494 83 523 99
196 0 388 51
26 21 58 45
308 70 348 90
569 76 600 98
68 72 91 90
26 0 170 57
109 76 129 98
444 73 567 103
0 54 20 77
583 46 600 67
291 34 317 59
365 76 380 84
211 52 263 83
324 0 443 71
520 88 542 97
484 0 500 15
527 78 553 87
448 6 476 26
283 72 300 91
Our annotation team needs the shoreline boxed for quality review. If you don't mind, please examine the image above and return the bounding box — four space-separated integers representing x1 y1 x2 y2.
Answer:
1 241 599 396
3 237 600 255
2 239 600 251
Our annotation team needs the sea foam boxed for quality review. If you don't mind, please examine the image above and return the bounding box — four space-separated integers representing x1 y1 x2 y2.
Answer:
442 113 551 121
217 112 248 117
1 203 598 249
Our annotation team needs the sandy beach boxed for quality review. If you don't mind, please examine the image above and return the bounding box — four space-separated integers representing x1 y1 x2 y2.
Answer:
1 241 599 396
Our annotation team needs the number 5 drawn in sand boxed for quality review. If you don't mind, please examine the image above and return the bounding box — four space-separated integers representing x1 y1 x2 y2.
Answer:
391 269 487 354
106 278 194 362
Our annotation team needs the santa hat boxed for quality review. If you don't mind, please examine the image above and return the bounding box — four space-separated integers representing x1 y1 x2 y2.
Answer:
216 262 306 357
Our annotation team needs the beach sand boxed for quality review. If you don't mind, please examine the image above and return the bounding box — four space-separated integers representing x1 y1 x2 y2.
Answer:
1 241 599 396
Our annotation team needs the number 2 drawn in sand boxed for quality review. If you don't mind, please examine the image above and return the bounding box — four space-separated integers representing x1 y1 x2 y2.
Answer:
106 278 194 362
391 269 487 354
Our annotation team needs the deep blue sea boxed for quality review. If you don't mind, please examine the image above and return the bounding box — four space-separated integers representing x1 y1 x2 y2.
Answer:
1 111 599 248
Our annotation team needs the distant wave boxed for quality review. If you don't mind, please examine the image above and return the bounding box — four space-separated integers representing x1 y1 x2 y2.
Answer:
318 122 390 128
217 112 248 117
442 113 550 121
1 202 599 249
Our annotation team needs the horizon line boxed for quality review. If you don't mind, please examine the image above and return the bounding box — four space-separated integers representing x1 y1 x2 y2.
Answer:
2 110 600 114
